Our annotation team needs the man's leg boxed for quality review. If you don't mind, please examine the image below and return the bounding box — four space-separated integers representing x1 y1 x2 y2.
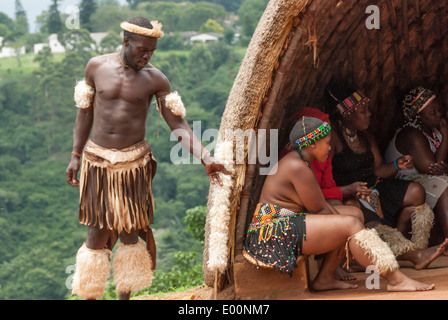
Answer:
72 226 112 300
114 229 153 300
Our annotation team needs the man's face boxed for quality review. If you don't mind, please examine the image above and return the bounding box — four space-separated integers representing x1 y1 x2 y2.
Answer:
124 35 157 70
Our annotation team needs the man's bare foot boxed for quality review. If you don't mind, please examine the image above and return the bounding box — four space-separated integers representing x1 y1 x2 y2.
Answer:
334 266 356 281
413 238 448 270
312 274 358 291
386 271 435 292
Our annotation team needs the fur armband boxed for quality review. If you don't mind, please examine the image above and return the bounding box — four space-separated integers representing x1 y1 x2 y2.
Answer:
74 80 95 109
158 92 186 118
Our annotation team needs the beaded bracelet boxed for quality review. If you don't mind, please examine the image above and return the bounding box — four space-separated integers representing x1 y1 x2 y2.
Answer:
393 158 399 171
71 151 82 158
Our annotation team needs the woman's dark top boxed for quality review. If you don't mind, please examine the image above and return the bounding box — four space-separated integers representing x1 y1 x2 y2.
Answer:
332 125 377 187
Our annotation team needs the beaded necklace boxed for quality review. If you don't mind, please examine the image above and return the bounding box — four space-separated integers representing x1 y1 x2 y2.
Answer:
340 121 360 151
423 130 441 149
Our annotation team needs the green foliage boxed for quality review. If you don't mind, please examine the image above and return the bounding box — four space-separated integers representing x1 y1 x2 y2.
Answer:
79 0 98 32
141 251 204 294
47 0 63 34
184 206 207 244
237 0 269 40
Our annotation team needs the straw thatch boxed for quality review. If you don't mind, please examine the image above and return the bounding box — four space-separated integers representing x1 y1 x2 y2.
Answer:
203 0 448 289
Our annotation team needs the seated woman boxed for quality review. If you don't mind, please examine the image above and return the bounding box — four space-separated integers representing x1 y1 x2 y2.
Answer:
326 83 434 249
244 116 434 292
384 87 448 247
280 107 371 207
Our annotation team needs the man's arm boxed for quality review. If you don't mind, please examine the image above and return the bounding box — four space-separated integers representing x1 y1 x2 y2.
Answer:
65 60 96 187
155 73 230 185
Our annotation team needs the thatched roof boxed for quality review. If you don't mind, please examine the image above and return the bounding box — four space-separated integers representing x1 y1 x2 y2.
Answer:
203 0 448 289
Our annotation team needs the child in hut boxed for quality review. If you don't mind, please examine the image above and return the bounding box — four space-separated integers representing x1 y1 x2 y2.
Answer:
384 87 448 250
244 116 434 292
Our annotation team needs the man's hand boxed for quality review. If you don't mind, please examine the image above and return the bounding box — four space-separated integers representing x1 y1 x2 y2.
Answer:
202 155 231 186
66 158 81 187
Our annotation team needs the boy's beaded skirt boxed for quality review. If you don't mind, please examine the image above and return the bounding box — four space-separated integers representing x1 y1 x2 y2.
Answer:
244 203 307 275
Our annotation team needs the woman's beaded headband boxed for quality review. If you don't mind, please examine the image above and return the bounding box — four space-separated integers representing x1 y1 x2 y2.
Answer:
295 120 331 149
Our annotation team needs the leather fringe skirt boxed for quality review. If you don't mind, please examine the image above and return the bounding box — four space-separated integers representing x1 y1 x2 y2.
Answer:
79 139 157 234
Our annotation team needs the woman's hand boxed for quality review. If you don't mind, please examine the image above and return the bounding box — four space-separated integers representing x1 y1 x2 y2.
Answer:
429 161 448 175
397 155 414 170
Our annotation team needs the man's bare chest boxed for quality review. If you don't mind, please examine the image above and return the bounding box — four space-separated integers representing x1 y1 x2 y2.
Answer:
94 67 156 104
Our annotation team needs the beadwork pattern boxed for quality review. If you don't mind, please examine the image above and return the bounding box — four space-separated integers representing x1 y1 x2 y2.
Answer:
295 122 331 150
336 91 369 117
245 203 307 275
403 87 436 119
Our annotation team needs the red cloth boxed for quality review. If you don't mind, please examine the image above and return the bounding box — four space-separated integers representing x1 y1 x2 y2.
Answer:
280 107 343 201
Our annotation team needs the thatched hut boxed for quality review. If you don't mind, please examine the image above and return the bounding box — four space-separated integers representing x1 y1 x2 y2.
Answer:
202 0 448 298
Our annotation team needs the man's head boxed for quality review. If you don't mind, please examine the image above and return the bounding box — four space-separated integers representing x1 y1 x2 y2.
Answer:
122 16 162 41
120 17 162 70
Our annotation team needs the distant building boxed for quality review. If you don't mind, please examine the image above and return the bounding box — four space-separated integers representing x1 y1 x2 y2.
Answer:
33 32 109 55
190 33 222 43
0 36 26 58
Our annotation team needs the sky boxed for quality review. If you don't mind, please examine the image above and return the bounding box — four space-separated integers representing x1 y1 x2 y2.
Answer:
0 0 128 32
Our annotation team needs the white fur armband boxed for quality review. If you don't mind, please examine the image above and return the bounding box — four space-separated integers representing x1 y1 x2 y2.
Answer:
74 79 95 109
158 92 186 118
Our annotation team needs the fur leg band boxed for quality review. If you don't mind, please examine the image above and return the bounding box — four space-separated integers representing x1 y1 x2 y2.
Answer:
374 224 417 256
71 243 112 299
113 240 153 294
347 228 399 275
410 203 434 249
74 79 95 109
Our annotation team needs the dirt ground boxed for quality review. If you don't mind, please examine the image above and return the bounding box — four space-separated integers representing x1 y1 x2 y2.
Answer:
140 255 448 300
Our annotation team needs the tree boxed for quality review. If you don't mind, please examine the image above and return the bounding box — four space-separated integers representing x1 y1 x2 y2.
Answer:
238 0 269 39
14 0 29 35
126 0 148 9
100 31 122 53
209 0 244 13
0 12 15 32
90 5 133 33
79 0 97 31
200 19 224 34
178 2 228 32
47 0 63 34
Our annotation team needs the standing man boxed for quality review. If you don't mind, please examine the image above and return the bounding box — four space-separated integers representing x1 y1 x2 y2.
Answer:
66 16 230 300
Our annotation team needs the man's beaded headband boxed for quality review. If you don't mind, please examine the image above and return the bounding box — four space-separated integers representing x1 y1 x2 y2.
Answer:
120 21 163 38
295 120 331 149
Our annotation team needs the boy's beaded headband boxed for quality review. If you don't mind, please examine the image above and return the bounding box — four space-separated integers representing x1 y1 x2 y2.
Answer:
120 21 163 38
295 119 331 149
